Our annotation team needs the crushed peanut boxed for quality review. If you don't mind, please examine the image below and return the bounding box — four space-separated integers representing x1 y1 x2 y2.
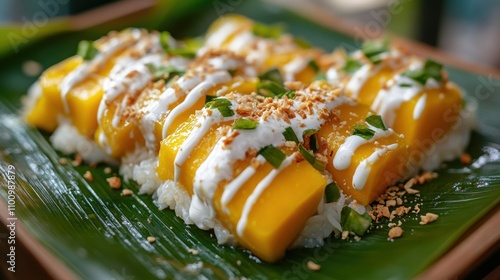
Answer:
72 154 82 167
122 188 133 196
106 176 121 189
147 236 156 243
388 227 403 239
420 213 439 225
403 178 419 194
307 261 321 271
104 167 112 174
188 248 199 255
58 158 68 165
461 153 472 165
83 170 94 181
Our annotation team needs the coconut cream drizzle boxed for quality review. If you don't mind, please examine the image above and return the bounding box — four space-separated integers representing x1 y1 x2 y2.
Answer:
345 64 373 99
352 143 398 190
175 89 346 234
236 153 297 236
161 71 232 138
413 93 427 120
59 29 144 113
333 125 394 171
220 155 267 213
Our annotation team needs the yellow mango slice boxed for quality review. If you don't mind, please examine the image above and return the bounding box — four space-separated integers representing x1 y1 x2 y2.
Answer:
25 56 82 131
158 112 326 262
317 102 408 205
391 84 462 156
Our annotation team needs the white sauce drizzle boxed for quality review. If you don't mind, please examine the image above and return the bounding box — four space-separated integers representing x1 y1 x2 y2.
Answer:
220 155 267 213
161 71 231 138
345 64 372 99
352 143 398 190
283 57 309 82
236 153 297 236
413 93 427 120
333 125 393 170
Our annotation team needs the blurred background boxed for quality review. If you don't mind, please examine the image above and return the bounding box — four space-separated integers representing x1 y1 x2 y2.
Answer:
0 0 498 70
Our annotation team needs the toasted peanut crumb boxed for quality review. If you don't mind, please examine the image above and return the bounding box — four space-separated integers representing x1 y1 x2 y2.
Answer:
307 261 321 271
413 204 421 214
107 177 121 189
104 167 112 174
388 227 403 239
58 158 68 165
83 171 94 181
147 236 156 243
72 154 82 167
461 153 472 165
122 189 133 196
404 178 419 194
420 213 439 225
386 199 396 207
341 231 349 240
188 248 199 255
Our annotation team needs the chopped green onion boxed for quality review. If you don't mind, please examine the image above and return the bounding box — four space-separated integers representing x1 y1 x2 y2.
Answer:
233 118 259 130
302 129 319 152
257 80 287 97
160 31 171 51
294 37 312 49
77 40 98 61
146 64 184 82
398 83 413 88
204 98 234 117
252 22 284 39
362 39 389 64
314 72 326 81
259 68 283 85
343 57 363 74
352 124 375 140
299 144 325 172
341 207 372 236
258 145 286 168
308 60 320 72
159 31 197 58
205 95 217 104
365 115 387 131
402 59 443 85
282 127 299 143
277 90 296 99
325 182 340 203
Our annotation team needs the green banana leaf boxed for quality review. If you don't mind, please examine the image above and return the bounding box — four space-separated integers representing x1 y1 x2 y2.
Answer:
1 1 499 279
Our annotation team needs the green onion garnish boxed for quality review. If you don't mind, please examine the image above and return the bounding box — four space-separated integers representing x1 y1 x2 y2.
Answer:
277 90 296 99
343 57 363 74
259 68 283 85
303 129 319 151
204 98 234 117
252 22 284 39
341 207 372 236
77 40 98 61
365 115 387 131
361 39 389 64
233 118 259 130
398 83 413 88
205 95 216 104
308 60 320 72
402 59 443 85
159 31 196 58
282 127 299 143
258 145 286 168
299 144 325 172
325 182 340 203
146 64 184 82
294 37 312 49
352 124 375 140
257 80 287 97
